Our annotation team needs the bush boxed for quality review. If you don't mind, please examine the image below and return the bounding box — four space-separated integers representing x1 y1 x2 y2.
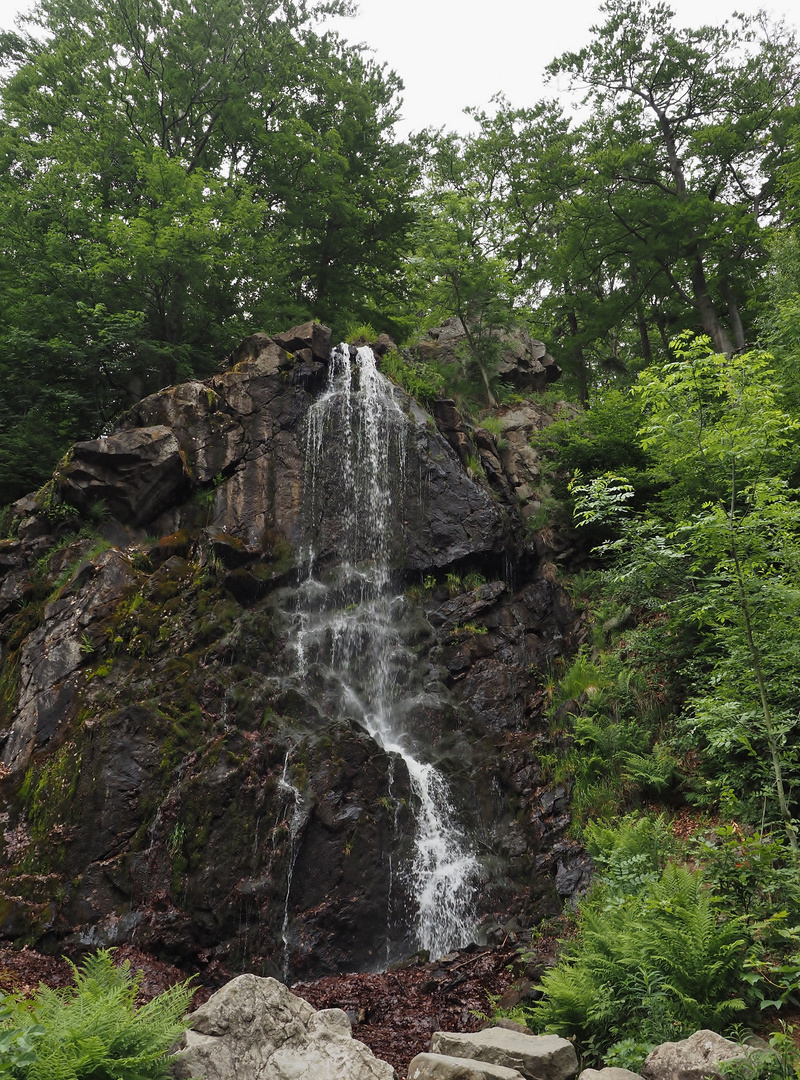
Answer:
0 949 194 1080
584 813 673 894
379 349 445 405
528 864 749 1061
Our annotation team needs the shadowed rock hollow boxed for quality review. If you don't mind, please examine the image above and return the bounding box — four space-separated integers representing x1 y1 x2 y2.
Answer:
0 322 583 981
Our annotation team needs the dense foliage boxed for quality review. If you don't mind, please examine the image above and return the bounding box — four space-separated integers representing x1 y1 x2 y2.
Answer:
0 0 418 500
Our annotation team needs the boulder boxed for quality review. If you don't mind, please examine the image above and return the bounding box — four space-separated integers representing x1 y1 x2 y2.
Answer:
580 1070 643 1080
57 427 188 525
171 974 395 1080
642 1030 758 1080
272 320 333 364
408 1053 526 1080
430 1028 578 1080
123 380 247 482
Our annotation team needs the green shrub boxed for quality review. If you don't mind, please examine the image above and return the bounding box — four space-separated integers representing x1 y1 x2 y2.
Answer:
342 321 377 342
0 1004 43 1078
693 826 800 920
552 650 605 707
379 349 445 405
584 813 673 894
603 1036 658 1073
0 949 194 1080
528 864 749 1060
476 415 503 436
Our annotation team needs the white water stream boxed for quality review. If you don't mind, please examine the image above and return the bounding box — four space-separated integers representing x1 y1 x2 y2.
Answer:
290 344 480 959
277 749 307 979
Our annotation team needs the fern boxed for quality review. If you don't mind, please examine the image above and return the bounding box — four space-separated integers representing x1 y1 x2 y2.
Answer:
0 949 194 1080
584 813 673 893
529 864 752 1061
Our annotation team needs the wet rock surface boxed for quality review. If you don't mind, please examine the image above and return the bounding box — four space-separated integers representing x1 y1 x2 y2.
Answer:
0 323 582 980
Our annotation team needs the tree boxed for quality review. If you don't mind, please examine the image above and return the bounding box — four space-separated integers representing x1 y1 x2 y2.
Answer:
417 1 800 399
548 0 800 355
572 337 800 854
0 0 418 503
412 129 520 408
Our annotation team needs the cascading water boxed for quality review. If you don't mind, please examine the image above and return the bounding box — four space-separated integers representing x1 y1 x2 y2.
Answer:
288 344 481 959
277 749 307 979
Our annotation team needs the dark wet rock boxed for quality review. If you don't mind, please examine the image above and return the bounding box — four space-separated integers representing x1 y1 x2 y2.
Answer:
0 570 32 619
0 540 21 574
0 323 582 979
271 320 332 364
204 527 259 569
429 583 507 628
0 547 136 777
555 851 594 900
373 333 395 356
57 428 189 525
432 399 478 470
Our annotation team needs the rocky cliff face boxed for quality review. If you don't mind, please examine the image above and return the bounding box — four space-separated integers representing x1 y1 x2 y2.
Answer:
0 323 582 981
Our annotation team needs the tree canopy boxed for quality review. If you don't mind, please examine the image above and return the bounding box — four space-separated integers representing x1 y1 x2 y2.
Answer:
0 0 418 501
2 0 800 483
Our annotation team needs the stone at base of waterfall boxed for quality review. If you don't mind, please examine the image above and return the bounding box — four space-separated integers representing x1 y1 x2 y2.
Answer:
408 1053 527 1080
579 1069 643 1080
430 1028 578 1080
642 1030 765 1080
170 974 395 1080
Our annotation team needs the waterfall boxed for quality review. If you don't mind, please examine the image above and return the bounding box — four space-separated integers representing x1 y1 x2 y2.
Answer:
278 749 307 980
290 344 480 959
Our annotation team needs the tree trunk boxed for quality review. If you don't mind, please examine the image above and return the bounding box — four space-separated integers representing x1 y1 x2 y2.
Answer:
721 280 746 351
690 254 733 355
456 314 497 408
567 307 589 407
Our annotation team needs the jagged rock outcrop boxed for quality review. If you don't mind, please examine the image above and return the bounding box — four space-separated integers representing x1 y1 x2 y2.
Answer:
59 428 189 526
0 322 581 979
171 974 395 1080
415 319 561 394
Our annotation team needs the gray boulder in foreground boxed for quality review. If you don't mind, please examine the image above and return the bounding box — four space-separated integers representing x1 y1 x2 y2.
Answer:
642 1030 765 1080
580 1069 643 1080
170 973 395 1080
408 1053 526 1079
430 1028 578 1080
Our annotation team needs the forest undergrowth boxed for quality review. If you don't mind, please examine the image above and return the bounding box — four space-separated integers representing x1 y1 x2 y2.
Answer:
495 332 800 1073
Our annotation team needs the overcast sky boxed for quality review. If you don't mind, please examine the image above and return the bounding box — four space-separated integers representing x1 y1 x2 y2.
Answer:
0 0 795 137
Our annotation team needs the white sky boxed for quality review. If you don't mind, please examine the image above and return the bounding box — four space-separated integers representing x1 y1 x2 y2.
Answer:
0 0 795 137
